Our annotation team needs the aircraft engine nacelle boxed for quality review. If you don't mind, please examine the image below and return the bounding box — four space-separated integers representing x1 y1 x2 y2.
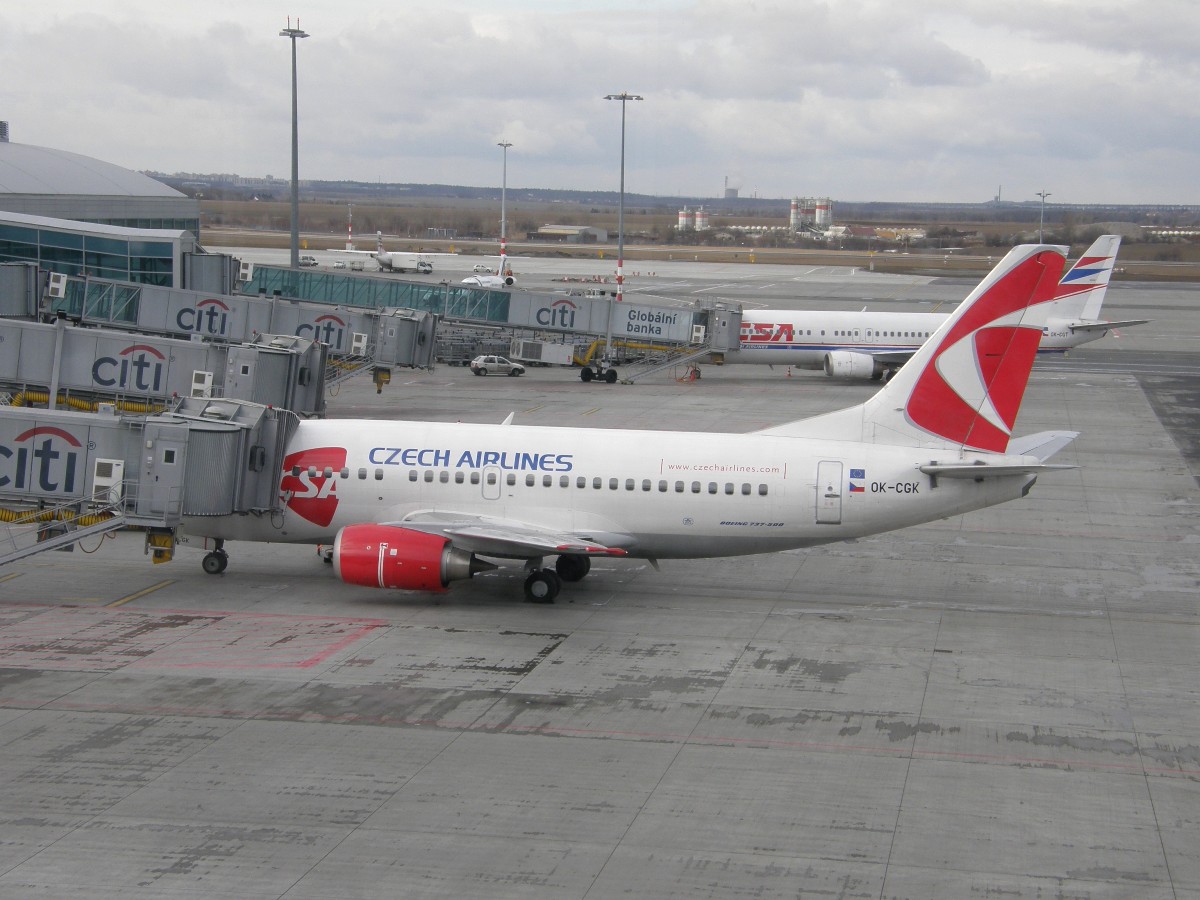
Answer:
823 350 885 380
332 524 484 591
501 274 515 286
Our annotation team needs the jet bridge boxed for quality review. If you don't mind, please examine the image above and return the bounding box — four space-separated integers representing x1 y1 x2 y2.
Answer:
0 399 296 566
0 318 329 417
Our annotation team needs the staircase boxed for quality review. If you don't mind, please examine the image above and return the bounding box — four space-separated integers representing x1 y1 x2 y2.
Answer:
0 492 127 566
617 344 714 384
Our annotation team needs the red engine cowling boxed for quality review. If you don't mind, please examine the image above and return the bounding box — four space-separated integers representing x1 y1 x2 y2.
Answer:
332 525 481 592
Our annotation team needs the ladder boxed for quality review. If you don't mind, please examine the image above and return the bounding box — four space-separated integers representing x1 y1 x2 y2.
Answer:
618 344 714 384
0 492 127 567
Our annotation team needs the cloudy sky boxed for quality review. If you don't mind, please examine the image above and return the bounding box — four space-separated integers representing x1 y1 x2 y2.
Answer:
3 0 1196 204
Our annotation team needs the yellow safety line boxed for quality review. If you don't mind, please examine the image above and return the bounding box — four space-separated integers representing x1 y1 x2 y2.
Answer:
0 572 22 584
525 405 544 413
107 580 175 607
580 407 601 416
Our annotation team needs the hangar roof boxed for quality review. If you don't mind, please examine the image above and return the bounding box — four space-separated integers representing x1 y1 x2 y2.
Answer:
0 142 184 198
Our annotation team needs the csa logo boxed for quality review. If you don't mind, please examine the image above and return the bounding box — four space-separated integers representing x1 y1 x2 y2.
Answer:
281 447 347 527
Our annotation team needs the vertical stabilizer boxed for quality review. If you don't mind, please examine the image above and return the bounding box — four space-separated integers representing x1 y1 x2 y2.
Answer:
757 245 1067 453
1054 234 1121 321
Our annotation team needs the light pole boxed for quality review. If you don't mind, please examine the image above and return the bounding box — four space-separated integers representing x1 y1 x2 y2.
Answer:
497 141 512 269
280 19 309 270
602 91 642 376
1036 190 1051 243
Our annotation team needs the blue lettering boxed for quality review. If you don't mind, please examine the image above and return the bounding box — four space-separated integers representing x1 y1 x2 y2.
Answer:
456 450 478 468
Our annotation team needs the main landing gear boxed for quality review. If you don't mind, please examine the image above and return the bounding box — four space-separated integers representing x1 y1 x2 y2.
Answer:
201 539 228 575
522 554 593 603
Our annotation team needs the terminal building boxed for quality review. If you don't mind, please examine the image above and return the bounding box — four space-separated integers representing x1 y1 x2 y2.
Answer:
0 127 202 289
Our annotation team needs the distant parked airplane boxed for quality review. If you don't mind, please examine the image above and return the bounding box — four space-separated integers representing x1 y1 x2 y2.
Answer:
726 235 1146 379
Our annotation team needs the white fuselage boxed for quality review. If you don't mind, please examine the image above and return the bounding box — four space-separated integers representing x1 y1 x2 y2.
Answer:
184 418 1034 559
727 308 1100 369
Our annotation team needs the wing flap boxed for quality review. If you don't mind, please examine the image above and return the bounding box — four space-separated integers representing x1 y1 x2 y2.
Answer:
393 511 631 559
1069 318 1149 333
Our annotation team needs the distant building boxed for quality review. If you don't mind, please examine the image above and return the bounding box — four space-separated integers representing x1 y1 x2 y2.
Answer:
529 225 607 243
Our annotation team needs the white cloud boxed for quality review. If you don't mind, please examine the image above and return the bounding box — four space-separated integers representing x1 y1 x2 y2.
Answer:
0 0 1194 203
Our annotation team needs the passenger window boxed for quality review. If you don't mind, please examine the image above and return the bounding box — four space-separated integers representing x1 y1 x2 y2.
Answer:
675 481 685 493
526 474 536 487
340 467 350 478
577 476 586 488
691 481 701 493
543 474 553 487
374 469 382 480
658 480 668 492
506 473 516 486
455 471 465 484
439 471 449 483
424 470 434 483
625 478 635 491
724 483 734 495
593 477 602 489
708 482 718 494
408 470 418 482
609 478 618 490
470 472 480 485
486 472 497 485
758 484 768 496
741 483 751 495
358 468 367 479
560 475 570 488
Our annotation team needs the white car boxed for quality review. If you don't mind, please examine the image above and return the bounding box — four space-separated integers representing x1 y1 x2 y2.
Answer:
470 355 525 376
332 260 347 269
472 264 493 273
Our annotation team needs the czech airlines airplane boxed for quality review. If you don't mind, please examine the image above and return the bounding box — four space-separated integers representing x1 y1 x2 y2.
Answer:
728 235 1146 380
187 245 1079 603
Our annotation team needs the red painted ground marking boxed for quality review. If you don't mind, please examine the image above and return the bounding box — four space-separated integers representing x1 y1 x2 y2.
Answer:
0 604 386 671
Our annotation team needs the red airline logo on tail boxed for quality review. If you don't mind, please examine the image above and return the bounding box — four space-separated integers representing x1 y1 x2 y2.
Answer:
906 249 1065 452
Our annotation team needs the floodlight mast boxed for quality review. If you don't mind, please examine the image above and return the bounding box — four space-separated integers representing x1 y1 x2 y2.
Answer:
1036 190 1052 243
586 91 641 384
280 18 309 270
497 141 512 261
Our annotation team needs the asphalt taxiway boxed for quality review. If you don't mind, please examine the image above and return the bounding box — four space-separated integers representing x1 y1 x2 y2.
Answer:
0 264 1197 899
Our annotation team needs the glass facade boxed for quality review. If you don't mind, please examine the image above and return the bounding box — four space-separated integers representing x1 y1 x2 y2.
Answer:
244 266 513 322
0 220 180 287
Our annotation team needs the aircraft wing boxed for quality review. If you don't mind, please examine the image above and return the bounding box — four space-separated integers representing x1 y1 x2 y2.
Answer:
392 510 632 559
866 349 918 365
1069 318 1150 333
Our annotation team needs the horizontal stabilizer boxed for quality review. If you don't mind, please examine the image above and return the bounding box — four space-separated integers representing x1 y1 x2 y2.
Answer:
1007 430 1079 461
919 461 1077 479
1069 318 1149 333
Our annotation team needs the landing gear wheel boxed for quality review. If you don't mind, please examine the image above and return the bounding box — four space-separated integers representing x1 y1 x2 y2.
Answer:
524 568 562 603
202 550 228 575
604 369 618 384
555 554 591 582
580 367 594 383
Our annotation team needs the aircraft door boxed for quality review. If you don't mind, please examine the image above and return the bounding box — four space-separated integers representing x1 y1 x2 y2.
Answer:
815 460 842 525
481 465 502 501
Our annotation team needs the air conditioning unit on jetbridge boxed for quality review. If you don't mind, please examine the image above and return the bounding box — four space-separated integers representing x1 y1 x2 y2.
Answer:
46 272 68 299
237 260 255 283
92 458 125 505
191 370 214 398
691 324 707 344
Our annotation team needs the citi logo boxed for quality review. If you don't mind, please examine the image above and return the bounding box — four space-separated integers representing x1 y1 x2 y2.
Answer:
92 344 167 393
176 298 232 336
0 426 83 493
296 314 347 349
281 446 347 527
536 299 577 329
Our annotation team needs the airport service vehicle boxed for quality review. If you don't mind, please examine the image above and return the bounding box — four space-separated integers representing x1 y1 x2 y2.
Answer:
727 235 1146 380
298 255 318 267
472 264 493 273
332 231 443 274
470 355 525 376
185 245 1079 603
